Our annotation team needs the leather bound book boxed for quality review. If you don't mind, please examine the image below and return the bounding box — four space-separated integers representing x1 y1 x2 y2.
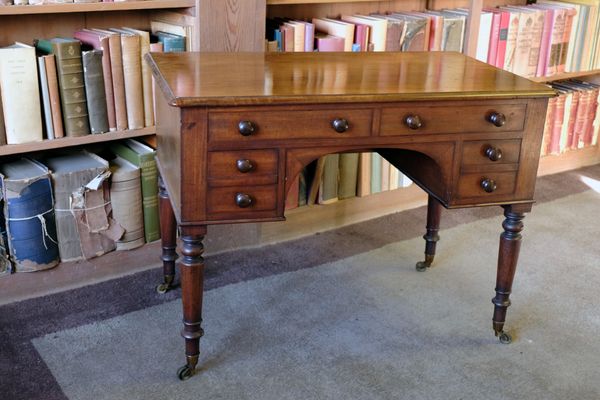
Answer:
110 140 160 243
110 29 144 130
0 43 44 144
73 29 117 131
43 151 109 262
0 159 59 272
36 38 90 137
122 28 154 127
43 54 65 138
109 155 144 250
82 50 109 134
91 29 128 131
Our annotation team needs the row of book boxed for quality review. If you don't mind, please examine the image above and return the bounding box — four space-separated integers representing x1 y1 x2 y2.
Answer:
0 139 159 276
266 0 600 79
0 22 188 146
541 79 600 156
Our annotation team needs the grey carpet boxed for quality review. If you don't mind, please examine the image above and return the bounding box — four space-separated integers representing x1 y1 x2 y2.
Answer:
31 190 600 400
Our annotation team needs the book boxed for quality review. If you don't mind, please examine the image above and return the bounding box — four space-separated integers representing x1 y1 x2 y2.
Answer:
341 15 387 52
82 50 110 134
109 155 144 250
437 11 466 52
37 55 55 140
318 154 340 204
123 27 154 127
499 7 521 72
43 151 110 262
312 18 355 52
503 7 536 77
370 15 405 52
356 153 371 197
110 140 160 242
338 153 359 200
389 12 430 52
43 55 65 138
475 11 493 63
0 159 60 272
0 43 44 144
485 9 502 64
35 38 91 137
154 31 186 53
110 29 144 130
314 33 345 52
370 153 382 194
150 20 192 51
73 29 117 131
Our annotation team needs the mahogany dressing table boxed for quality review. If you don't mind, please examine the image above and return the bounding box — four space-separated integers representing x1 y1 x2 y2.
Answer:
146 51 555 380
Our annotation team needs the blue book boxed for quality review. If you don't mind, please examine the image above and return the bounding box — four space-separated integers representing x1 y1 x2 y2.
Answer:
0 159 59 272
154 31 186 53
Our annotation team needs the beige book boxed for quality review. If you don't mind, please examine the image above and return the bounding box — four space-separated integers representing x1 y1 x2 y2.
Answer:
500 8 521 73
93 29 128 131
312 18 355 52
114 31 144 130
0 43 43 144
342 15 387 52
44 54 65 138
284 21 305 52
123 28 153 127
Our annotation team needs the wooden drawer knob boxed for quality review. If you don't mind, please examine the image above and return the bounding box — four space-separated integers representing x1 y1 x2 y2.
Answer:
487 112 506 127
480 178 497 193
404 114 422 130
484 146 503 162
238 120 256 136
235 193 253 208
236 159 254 173
331 118 349 133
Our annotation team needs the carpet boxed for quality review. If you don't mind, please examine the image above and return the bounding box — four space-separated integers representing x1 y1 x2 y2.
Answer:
2 165 600 400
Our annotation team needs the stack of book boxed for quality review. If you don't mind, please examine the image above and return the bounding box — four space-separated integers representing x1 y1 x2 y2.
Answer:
541 79 600 156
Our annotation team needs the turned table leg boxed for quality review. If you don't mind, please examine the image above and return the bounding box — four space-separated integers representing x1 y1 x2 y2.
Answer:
416 194 443 271
177 226 207 380
492 204 530 344
156 176 178 294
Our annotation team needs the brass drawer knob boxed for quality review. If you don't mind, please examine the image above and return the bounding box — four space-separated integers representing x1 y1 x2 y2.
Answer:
404 114 422 130
235 193 253 208
484 146 503 162
480 178 497 193
331 118 349 133
487 112 506 127
238 120 256 136
236 159 254 173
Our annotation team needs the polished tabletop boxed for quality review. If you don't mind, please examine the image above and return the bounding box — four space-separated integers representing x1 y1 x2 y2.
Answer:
146 52 555 107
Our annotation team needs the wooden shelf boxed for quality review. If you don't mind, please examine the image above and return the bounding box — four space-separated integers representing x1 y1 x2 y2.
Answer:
529 69 600 83
0 126 155 156
0 0 194 15
538 145 600 176
267 0 377 4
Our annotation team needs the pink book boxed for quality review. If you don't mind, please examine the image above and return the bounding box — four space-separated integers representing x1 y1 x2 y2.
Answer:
73 29 116 132
549 92 566 154
566 90 579 149
529 5 554 77
315 34 345 52
354 24 369 52
298 21 315 52
557 7 576 74
495 9 510 69
541 96 556 156
485 9 501 65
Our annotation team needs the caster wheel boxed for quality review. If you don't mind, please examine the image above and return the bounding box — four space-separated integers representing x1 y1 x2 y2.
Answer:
415 261 429 272
177 365 195 381
156 283 170 294
498 332 512 344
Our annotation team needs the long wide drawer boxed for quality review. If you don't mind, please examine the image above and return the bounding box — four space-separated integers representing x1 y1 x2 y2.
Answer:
380 104 526 136
208 109 373 142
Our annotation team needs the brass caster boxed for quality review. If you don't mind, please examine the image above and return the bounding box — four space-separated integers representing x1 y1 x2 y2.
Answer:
156 283 171 294
498 331 512 344
177 365 195 381
415 260 431 272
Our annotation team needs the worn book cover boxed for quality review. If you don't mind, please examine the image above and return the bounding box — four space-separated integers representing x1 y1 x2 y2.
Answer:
43 151 111 261
109 155 144 250
110 140 160 242
122 27 154 127
0 158 59 272
43 54 65 138
82 49 110 134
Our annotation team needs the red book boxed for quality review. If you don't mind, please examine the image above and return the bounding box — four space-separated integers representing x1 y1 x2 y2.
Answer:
549 92 565 154
529 5 554 77
495 9 510 69
572 89 590 149
583 87 599 146
557 7 576 75
485 9 501 65
566 90 580 150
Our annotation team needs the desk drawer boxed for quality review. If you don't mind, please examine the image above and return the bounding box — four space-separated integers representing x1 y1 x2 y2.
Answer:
208 109 372 141
380 104 526 136
206 185 278 218
461 139 521 166
208 150 278 187
455 171 517 200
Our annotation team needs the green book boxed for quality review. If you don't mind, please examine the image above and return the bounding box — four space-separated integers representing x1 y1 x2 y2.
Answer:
110 140 160 243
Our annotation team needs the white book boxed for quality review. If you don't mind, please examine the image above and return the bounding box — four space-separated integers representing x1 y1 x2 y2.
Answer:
37 56 54 140
0 43 43 144
476 11 493 62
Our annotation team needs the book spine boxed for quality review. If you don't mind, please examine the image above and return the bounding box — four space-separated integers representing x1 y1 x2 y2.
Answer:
44 55 65 139
52 41 91 137
540 96 556 156
318 153 339 204
137 32 154 127
526 11 545 78
120 34 145 130
356 152 371 197
338 153 359 200
99 36 117 131
496 12 510 69
37 56 54 140
566 91 579 149
370 153 382 194
107 34 129 131
549 93 565 154
3 175 59 271
82 50 110 134
110 170 145 250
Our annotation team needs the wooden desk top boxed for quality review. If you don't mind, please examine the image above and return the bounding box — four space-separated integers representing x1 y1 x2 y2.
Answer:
147 52 555 107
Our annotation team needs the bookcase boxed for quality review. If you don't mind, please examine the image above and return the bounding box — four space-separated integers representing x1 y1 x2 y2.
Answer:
0 0 599 279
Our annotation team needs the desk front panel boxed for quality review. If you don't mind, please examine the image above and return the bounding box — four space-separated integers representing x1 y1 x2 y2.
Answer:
167 98 548 225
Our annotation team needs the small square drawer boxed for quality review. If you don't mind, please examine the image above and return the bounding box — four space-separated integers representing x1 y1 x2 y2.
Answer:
380 104 526 136
207 150 278 187
206 185 278 218
455 172 517 200
208 108 373 142
461 139 521 166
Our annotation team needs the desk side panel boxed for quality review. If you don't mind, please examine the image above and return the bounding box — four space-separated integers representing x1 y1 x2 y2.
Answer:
180 108 208 223
155 89 182 222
